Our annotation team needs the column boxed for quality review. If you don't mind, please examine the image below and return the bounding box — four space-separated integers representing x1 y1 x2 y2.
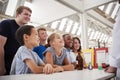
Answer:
79 13 88 49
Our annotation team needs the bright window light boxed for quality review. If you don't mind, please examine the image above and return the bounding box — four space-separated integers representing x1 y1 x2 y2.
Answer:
96 32 101 41
5 0 18 16
88 28 92 37
105 3 113 14
89 30 95 40
51 21 60 29
43 24 48 27
111 2 119 19
105 36 109 43
71 22 79 34
99 33 104 42
76 25 82 35
98 5 105 10
24 1 32 9
59 18 67 31
108 37 112 44
93 31 99 40
65 20 73 33
101 35 106 43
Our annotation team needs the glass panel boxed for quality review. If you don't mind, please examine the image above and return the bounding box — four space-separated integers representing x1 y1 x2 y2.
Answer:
111 2 119 19
51 21 59 29
65 20 73 33
108 37 112 44
5 0 18 16
96 32 101 41
88 28 92 37
98 5 105 10
105 3 113 14
43 24 48 27
99 33 105 42
105 36 109 43
89 30 95 40
59 18 67 31
76 25 82 35
71 22 79 34
93 31 99 40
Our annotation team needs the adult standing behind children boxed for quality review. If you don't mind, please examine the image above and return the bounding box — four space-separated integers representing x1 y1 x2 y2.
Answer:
0 6 32 75
33 28 48 60
10 25 53 74
105 1 120 79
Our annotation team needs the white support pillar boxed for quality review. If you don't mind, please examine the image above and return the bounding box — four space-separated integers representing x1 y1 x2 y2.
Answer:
79 13 88 50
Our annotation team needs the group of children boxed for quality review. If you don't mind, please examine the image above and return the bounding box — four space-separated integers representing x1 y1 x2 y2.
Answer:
10 25 87 75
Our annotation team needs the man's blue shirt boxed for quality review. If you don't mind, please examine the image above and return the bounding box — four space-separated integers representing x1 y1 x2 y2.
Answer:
33 44 46 60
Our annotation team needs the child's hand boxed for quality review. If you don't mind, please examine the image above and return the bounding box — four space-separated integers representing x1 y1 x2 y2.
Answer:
54 66 64 72
43 64 54 74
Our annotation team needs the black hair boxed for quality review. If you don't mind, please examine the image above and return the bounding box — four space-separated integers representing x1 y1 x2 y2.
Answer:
16 25 34 45
62 34 69 39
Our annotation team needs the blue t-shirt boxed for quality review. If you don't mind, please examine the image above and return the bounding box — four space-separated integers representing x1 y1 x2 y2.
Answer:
33 44 46 60
0 19 20 75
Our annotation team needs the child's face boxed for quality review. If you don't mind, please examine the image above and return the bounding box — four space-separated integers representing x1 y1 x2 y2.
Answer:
52 34 64 48
26 28 39 48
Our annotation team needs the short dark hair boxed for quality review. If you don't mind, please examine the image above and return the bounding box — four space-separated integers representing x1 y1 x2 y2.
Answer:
16 25 34 45
16 6 32 14
62 34 70 39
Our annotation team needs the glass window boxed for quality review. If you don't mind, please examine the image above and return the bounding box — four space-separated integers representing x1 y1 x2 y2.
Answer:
111 2 119 19
59 18 67 31
71 22 79 34
51 21 60 29
76 25 82 35
105 3 113 14
65 20 73 33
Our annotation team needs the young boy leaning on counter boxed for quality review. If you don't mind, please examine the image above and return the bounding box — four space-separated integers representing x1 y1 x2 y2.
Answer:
10 25 54 74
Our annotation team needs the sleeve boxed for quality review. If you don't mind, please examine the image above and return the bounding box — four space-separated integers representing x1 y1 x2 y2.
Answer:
70 52 76 63
0 20 11 38
20 49 33 62
42 47 52 56
109 55 117 67
37 56 45 65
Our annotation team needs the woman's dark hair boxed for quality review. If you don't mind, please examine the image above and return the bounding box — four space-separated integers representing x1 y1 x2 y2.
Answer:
72 37 81 52
16 25 34 45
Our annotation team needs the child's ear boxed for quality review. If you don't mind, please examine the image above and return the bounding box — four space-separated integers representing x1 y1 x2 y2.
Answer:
23 34 29 41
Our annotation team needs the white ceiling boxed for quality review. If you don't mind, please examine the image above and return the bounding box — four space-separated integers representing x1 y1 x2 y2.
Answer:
27 0 76 25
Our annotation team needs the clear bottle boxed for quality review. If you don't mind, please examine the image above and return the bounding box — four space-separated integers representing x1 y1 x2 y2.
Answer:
88 62 93 70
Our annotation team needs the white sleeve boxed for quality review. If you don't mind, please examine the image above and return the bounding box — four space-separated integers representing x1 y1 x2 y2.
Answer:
70 52 76 63
109 55 117 67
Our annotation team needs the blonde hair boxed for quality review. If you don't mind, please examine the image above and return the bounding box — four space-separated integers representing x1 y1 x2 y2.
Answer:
48 33 59 45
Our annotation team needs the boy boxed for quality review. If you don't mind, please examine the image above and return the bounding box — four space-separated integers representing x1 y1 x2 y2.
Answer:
10 25 53 74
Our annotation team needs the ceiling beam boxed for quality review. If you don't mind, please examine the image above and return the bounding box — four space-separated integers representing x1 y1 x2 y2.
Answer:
87 10 114 29
84 0 114 11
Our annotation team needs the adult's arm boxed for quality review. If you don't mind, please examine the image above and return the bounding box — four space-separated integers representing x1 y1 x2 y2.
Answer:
0 35 7 75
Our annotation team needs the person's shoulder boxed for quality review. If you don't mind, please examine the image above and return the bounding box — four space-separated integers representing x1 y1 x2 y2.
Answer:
1 19 13 23
17 46 28 53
